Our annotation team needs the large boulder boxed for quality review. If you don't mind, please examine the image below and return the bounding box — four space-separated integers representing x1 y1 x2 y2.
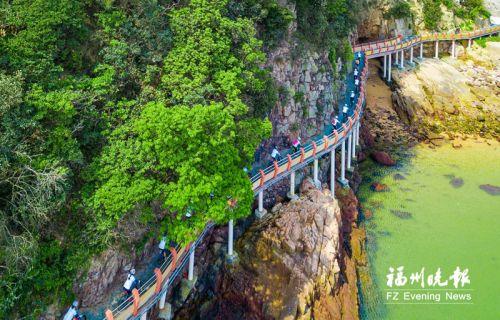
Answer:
371 151 396 166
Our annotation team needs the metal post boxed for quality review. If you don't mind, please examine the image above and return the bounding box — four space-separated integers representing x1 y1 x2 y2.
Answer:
347 134 352 170
388 54 392 82
420 43 423 59
435 41 439 58
313 158 319 186
400 50 404 68
228 220 233 256
383 55 387 78
452 40 455 58
330 149 335 196
352 131 356 160
188 249 194 281
159 292 167 309
410 46 414 64
290 170 295 196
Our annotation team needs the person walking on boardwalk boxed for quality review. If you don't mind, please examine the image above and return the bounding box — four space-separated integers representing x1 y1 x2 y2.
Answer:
292 137 301 152
354 67 359 79
332 115 340 130
158 236 168 260
350 90 355 107
354 78 360 94
123 268 139 296
342 104 348 121
271 146 282 162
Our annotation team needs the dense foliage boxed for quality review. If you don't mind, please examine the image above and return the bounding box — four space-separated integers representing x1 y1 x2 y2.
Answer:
422 0 490 30
384 0 413 20
0 0 274 316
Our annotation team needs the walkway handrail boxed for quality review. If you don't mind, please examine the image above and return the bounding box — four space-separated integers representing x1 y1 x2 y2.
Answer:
358 25 500 58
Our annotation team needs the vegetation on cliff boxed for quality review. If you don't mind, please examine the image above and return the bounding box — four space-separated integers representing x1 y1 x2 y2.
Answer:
0 0 367 316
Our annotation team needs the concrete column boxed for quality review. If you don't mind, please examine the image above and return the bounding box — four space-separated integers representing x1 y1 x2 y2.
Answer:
410 46 414 64
356 123 361 146
352 131 356 160
435 41 439 58
330 149 335 196
290 170 296 196
383 55 387 78
313 158 319 185
347 134 352 170
400 50 404 68
452 40 456 58
140 313 147 320
228 219 234 256
258 190 263 212
188 250 194 281
468 39 472 49
388 54 392 82
395 50 398 65
420 43 423 59
159 292 167 309
339 140 348 186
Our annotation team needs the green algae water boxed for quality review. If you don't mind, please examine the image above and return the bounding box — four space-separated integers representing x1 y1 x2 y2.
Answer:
358 140 500 320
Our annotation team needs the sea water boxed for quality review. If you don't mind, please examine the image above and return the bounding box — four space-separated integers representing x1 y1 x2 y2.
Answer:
358 140 500 319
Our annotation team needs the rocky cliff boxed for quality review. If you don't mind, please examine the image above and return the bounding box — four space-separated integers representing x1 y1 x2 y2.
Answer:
391 42 500 138
174 178 363 320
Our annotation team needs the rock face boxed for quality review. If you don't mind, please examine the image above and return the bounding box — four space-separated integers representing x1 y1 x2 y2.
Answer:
266 2 342 143
391 47 500 137
235 179 343 319
74 240 156 307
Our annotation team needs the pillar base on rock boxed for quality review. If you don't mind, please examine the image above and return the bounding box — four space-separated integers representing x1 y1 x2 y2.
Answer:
254 208 267 219
158 303 172 320
338 177 349 188
226 251 238 263
286 192 299 201
347 166 355 173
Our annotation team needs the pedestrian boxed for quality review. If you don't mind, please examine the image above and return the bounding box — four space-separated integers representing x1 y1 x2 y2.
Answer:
123 269 138 296
271 146 281 162
342 104 348 120
292 137 301 152
63 301 79 320
354 78 360 94
350 90 355 107
158 236 167 260
354 67 359 79
332 116 340 130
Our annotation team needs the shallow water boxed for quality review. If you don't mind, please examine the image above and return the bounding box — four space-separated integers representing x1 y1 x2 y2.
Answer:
358 140 500 319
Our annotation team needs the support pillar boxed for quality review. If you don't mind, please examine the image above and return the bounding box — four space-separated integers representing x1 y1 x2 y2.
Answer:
388 54 392 82
159 292 167 309
420 43 423 59
468 39 472 49
410 46 414 64
352 131 356 160
228 220 234 256
395 50 399 65
435 41 439 59
400 50 404 68
255 189 266 218
288 170 298 200
347 134 352 170
452 40 456 58
140 313 147 320
383 55 387 78
339 140 348 186
313 158 319 186
356 122 361 146
330 149 335 196
188 250 194 281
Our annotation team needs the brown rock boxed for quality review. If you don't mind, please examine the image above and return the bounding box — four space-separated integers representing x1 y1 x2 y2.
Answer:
371 151 396 166
370 182 389 192
452 140 463 148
